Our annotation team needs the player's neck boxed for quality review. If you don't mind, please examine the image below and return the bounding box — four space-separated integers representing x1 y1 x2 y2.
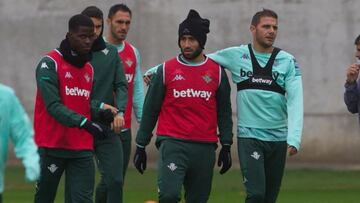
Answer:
252 41 273 53
188 53 205 63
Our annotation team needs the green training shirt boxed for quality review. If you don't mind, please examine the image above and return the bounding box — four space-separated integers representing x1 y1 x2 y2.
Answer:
208 44 303 150
90 42 128 120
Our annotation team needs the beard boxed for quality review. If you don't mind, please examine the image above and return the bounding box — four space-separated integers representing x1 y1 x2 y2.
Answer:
181 46 203 60
258 40 272 49
255 33 275 49
110 25 127 42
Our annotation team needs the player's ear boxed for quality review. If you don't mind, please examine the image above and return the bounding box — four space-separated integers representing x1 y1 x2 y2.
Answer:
250 25 256 33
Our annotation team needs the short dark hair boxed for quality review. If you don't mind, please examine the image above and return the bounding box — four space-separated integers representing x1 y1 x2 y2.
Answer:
108 4 132 19
68 14 94 32
81 6 103 20
251 9 278 26
355 35 360 45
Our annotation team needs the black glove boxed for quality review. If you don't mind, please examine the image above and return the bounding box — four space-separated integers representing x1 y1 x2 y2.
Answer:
217 145 232 174
98 109 114 125
133 146 147 174
82 120 107 139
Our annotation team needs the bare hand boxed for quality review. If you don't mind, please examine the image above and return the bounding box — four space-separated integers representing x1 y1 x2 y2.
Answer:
287 145 298 156
103 104 118 115
143 75 152 86
111 114 124 134
346 64 360 83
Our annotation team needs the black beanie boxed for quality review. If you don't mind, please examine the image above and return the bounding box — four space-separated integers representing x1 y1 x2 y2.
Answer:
178 9 210 49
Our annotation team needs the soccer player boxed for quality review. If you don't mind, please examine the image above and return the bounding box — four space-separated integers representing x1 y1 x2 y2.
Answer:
0 83 40 203
81 6 128 203
33 14 110 203
105 2 144 190
344 34 360 119
134 9 233 203
208 9 304 203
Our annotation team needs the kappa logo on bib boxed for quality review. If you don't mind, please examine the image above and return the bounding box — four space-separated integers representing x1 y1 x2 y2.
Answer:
65 72 73 79
172 74 185 81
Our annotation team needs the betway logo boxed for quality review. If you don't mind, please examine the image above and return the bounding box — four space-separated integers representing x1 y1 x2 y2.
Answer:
65 86 90 98
173 89 212 101
126 74 133 83
251 77 273 85
241 69 279 81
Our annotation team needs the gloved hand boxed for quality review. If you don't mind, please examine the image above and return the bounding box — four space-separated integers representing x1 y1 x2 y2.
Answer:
25 162 40 182
98 109 114 125
82 120 107 139
133 146 147 174
217 145 232 174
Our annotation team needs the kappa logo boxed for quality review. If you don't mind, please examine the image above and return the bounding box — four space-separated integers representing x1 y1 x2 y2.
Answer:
125 59 133 67
251 151 260 160
65 72 73 79
102 48 109 55
182 28 190 35
41 62 49 69
167 163 177 171
84 73 91 83
241 53 250 60
48 164 58 173
172 74 185 81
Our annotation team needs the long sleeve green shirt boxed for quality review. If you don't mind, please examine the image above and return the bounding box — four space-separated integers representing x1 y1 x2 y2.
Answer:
208 45 304 150
136 55 233 147
90 43 128 120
